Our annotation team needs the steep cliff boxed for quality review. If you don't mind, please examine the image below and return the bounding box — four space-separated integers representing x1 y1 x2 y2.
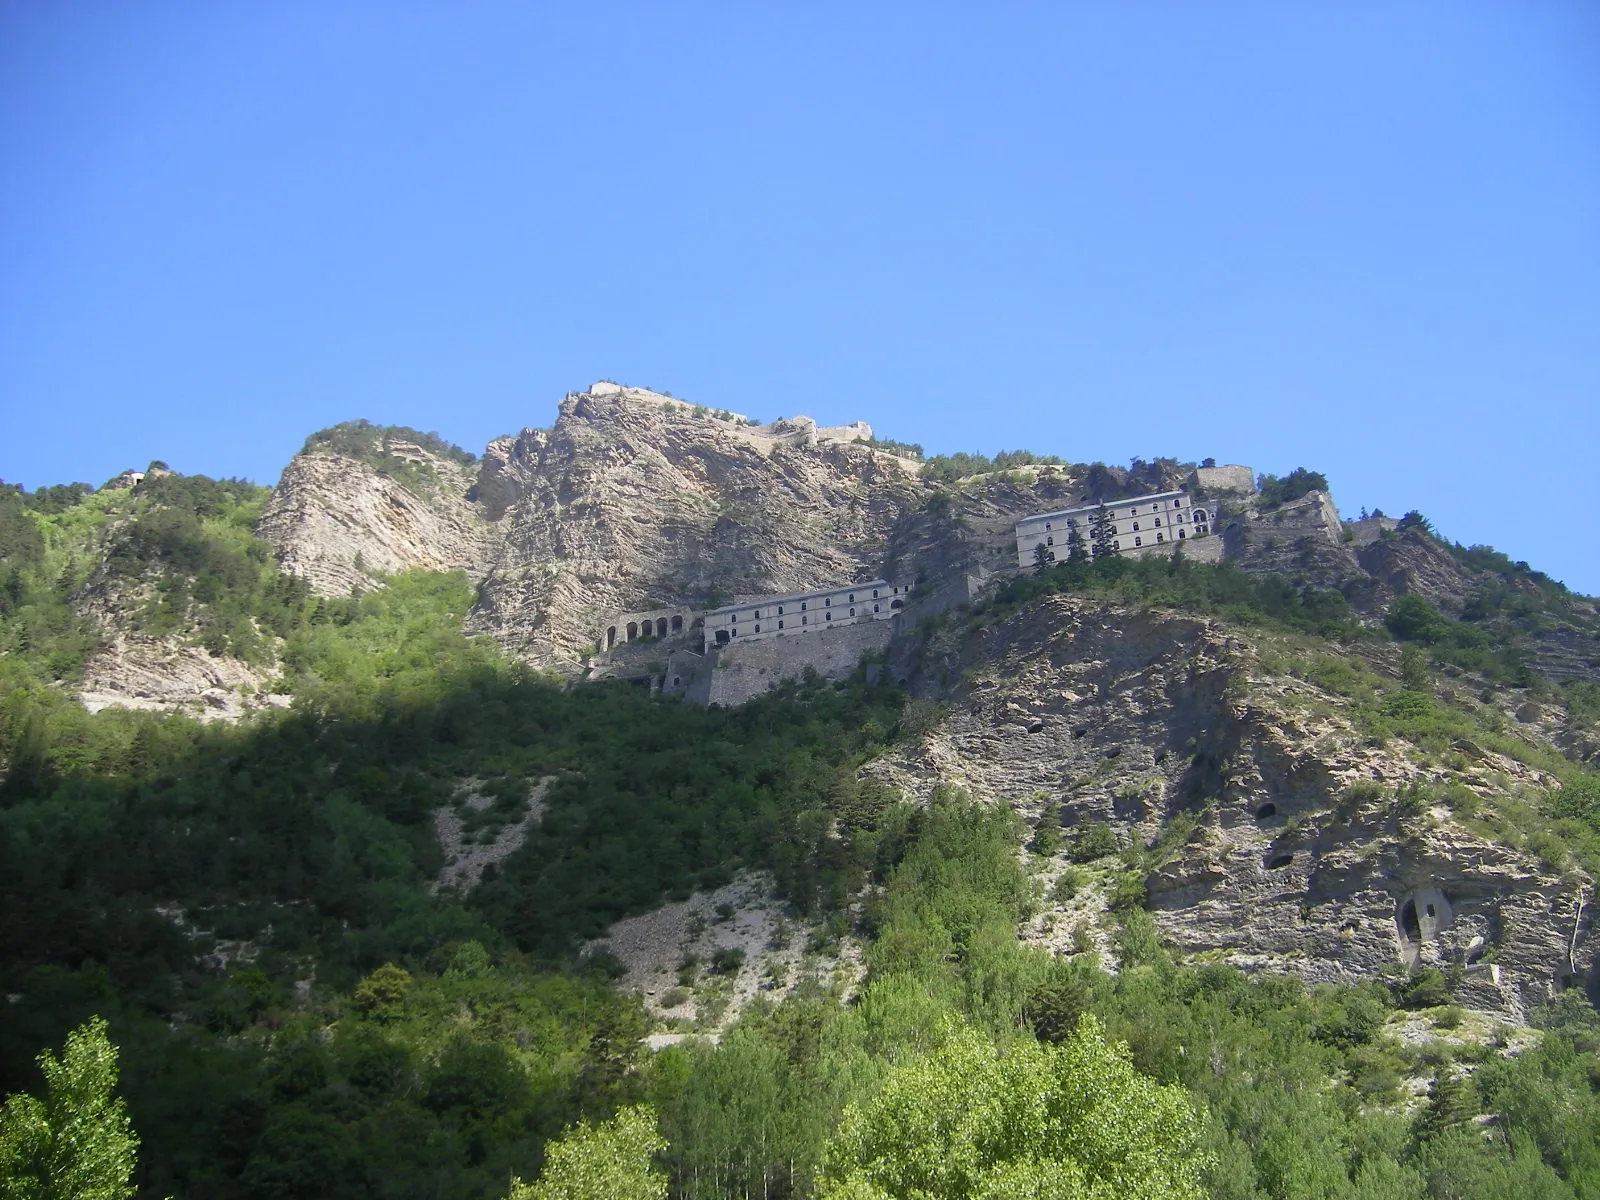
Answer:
255 425 491 596
874 593 1595 1018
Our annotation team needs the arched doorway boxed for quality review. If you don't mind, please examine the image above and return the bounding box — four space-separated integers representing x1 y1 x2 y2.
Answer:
607 626 616 648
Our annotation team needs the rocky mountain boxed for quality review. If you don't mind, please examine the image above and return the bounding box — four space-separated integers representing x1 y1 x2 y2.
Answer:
873 593 1595 1019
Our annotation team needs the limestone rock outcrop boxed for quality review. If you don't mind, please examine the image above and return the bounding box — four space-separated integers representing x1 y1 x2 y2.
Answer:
877 594 1594 1018
256 439 490 596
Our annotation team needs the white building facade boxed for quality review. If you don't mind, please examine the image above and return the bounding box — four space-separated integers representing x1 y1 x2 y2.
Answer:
1014 489 1212 569
702 580 908 647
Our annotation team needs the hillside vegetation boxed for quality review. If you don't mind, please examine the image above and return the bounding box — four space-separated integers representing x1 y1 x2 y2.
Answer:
2 468 1599 1198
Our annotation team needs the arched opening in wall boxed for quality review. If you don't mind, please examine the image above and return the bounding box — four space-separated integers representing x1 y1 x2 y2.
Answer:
627 622 638 641
715 630 730 645
671 615 683 633
657 618 668 637
1255 803 1277 821
1266 853 1294 870
891 599 903 609
1400 899 1422 943
671 676 681 687
607 627 616 649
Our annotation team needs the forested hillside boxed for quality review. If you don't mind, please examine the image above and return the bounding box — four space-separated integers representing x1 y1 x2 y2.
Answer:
3 462 1600 1199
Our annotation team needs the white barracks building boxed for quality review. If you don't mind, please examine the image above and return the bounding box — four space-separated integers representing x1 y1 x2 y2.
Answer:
1014 489 1212 568
702 580 908 647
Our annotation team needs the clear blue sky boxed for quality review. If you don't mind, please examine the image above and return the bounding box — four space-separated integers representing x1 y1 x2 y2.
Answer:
3 3 1597 590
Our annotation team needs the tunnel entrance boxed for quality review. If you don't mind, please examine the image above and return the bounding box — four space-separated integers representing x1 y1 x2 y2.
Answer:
1400 899 1422 943
1256 803 1277 821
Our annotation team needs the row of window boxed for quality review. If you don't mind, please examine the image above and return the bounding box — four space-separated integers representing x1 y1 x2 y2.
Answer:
715 599 902 643
1039 496 1189 532
742 586 888 622
1038 523 1211 561
1041 512 1209 547
1041 506 1207 533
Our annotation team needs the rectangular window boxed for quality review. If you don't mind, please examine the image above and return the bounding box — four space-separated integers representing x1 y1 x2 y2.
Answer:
800 601 807 610
1132 522 1140 531
1134 537 1142 546
802 615 807 624
1046 536 1054 546
874 603 880 612
778 619 784 628
825 597 831 607
849 608 855 616
825 612 832 621
1154 517 1161 526
777 605 784 614
1156 532 1164 542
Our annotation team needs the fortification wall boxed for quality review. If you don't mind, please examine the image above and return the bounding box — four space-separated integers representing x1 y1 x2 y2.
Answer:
702 619 894 708
1120 534 1224 565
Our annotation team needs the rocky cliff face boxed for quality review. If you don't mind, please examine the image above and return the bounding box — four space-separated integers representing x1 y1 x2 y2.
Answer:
255 385 928 670
256 437 490 597
874 594 1595 1018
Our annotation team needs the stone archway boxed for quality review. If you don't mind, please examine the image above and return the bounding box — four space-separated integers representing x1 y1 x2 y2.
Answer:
607 626 616 649
627 622 638 641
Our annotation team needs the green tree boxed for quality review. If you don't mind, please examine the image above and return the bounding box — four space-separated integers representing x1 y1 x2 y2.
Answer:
817 1016 1209 1200
0 1018 139 1200
508 1105 666 1200
1032 542 1052 576
1065 523 1089 565
1090 503 1117 560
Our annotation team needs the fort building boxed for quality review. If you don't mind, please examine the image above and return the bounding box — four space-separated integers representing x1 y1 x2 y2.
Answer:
702 580 907 647
1014 488 1211 569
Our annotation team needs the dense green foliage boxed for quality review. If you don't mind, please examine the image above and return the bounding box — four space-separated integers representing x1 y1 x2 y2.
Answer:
919 449 1063 483
1254 467 1328 508
5 466 1600 1198
989 549 1363 638
303 421 477 496
0 1017 138 1200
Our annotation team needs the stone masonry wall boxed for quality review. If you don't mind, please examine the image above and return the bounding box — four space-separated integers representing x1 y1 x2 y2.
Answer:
702 619 895 707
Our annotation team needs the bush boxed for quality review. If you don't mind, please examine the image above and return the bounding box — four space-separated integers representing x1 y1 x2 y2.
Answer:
1255 468 1328 508
1070 822 1119 862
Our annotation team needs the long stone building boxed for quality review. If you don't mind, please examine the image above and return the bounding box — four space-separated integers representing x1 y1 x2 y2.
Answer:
1014 488 1212 568
702 580 908 647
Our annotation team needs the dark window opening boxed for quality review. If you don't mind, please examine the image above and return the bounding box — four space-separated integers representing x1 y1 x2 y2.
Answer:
627 622 638 641
607 626 617 648
715 630 730 645
1400 899 1421 942
1425 904 1436 918
657 618 668 637
671 615 683 632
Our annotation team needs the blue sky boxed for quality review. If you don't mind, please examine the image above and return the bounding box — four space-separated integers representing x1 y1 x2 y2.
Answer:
2 2 1597 590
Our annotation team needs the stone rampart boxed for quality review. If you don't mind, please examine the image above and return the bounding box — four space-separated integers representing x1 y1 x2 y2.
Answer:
702 619 894 708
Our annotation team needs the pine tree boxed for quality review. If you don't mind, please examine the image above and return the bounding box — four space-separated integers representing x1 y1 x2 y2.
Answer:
1032 542 1051 576
1090 502 1118 559
1066 523 1089 565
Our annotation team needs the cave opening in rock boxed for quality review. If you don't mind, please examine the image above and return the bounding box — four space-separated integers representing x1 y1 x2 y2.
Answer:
1266 853 1294 870
1400 899 1421 943
1256 803 1277 820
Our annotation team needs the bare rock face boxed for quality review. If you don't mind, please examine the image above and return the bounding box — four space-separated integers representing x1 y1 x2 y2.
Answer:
78 634 285 721
257 439 490 596
880 594 1594 1018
